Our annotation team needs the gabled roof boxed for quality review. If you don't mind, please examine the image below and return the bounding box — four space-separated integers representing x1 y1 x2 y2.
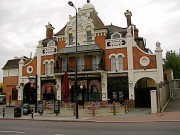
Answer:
106 24 127 39
2 57 32 70
56 44 103 55
106 24 127 33
54 25 66 36
90 12 106 30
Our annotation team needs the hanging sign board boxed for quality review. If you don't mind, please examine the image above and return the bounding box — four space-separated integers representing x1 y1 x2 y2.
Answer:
38 101 43 115
54 100 60 114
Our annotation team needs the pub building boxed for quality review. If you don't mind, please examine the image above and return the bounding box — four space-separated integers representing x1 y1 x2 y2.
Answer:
2 1 164 109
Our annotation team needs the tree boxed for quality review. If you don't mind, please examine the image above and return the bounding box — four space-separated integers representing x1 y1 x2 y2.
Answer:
163 50 180 79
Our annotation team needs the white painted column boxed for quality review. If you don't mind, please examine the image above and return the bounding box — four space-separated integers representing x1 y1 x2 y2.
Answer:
18 57 25 101
36 41 42 100
155 41 163 83
150 90 158 114
101 72 108 101
126 26 135 100
18 57 25 84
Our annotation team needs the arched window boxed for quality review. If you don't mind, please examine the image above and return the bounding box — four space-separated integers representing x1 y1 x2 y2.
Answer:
118 55 123 71
111 56 116 71
69 33 73 45
87 31 92 42
49 61 54 75
45 61 49 75
111 32 122 39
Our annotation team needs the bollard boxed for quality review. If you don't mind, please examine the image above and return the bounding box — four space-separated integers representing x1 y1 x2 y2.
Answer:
73 102 76 116
113 102 116 115
92 102 95 116
3 108 5 117
125 104 128 113
31 108 33 119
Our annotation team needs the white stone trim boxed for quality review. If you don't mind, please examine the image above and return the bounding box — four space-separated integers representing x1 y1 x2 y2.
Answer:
43 60 49 64
117 53 125 57
109 54 117 59
111 31 122 39
133 69 158 85
26 66 33 74
140 56 150 67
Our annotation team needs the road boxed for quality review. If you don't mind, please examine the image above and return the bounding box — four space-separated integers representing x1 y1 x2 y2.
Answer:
0 120 179 135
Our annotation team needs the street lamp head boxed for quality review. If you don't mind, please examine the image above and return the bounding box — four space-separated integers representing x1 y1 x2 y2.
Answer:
68 1 74 7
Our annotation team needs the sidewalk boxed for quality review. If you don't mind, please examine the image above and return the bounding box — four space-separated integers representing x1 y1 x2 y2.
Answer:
1 108 180 123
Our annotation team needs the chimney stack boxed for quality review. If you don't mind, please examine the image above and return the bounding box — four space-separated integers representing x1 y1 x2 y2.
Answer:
134 25 139 39
45 22 54 39
124 10 132 27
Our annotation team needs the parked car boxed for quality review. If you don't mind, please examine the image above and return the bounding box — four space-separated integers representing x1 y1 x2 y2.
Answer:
0 95 6 104
22 103 31 115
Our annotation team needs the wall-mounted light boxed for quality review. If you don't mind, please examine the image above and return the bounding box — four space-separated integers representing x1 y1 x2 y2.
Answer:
142 66 147 70
80 83 83 89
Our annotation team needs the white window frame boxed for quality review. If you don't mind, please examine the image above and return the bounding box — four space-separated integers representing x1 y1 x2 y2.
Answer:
111 56 116 72
49 61 54 75
62 57 68 72
69 33 73 46
92 55 101 70
77 56 84 71
87 30 92 43
44 61 49 75
118 55 123 71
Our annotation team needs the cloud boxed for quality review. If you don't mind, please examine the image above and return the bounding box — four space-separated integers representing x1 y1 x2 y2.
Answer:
0 0 180 82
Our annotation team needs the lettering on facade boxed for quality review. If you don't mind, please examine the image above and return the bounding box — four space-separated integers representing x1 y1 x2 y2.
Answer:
42 47 57 55
106 39 126 49
108 73 128 77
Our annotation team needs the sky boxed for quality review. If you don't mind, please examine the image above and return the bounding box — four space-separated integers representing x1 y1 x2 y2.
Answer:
0 0 180 82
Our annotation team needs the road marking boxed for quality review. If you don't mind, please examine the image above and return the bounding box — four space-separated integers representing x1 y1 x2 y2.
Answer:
0 130 25 134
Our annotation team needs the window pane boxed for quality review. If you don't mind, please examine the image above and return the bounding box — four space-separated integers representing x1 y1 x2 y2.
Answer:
49 62 54 74
62 58 67 72
87 31 92 42
69 33 73 45
77 57 84 71
111 56 116 71
45 62 49 75
118 56 123 71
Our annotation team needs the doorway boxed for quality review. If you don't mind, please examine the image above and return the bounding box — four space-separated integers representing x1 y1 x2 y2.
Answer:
135 77 156 108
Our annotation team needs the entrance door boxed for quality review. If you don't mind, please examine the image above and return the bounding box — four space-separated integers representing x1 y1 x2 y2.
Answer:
107 76 128 103
23 83 36 104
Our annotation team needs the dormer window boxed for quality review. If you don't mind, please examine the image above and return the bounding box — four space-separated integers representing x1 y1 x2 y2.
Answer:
69 33 73 45
111 32 122 39
87 30 92 43
47 40 55 47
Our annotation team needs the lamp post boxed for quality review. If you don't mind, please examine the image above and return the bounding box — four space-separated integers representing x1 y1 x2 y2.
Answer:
68 1 78 119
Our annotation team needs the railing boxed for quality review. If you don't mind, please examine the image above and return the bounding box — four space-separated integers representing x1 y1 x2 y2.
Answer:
88 93 102 101
54 64 104 73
